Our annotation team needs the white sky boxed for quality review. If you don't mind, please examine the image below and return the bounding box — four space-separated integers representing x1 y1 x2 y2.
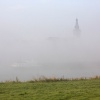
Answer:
0 0 100 37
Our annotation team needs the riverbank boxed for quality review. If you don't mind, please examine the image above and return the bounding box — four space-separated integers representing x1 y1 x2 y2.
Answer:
0 77 100 100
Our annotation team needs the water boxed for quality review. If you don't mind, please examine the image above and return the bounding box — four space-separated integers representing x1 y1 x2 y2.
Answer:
0 62 100 81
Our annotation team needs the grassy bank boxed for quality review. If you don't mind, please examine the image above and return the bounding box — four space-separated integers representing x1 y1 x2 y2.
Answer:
0 78 100 100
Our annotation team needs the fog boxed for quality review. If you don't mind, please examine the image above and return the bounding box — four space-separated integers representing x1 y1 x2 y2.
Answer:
0 0 100 81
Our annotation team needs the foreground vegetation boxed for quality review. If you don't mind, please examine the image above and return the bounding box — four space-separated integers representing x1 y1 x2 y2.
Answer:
0 77 100 100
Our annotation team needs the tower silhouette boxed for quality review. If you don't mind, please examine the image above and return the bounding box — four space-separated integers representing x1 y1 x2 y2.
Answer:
73 18 81 36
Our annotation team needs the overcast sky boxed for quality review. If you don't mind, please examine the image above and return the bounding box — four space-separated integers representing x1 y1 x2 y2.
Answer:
0 0 100 38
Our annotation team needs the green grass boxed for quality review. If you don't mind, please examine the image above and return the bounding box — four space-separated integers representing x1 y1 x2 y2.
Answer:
0 78 100 100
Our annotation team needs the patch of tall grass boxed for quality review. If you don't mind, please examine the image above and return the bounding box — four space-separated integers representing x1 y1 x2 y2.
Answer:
1 76 100 83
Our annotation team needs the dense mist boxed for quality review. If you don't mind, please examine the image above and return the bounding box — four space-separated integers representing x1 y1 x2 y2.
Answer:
0 0 100 81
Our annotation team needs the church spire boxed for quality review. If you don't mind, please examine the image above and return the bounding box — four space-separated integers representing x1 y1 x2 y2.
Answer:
73 18 81 36
75 18 79 30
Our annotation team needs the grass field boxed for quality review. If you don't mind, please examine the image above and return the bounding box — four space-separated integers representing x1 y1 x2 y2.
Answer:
0 78 100 100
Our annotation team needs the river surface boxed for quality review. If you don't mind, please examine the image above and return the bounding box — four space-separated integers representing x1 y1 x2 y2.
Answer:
0 62 100 81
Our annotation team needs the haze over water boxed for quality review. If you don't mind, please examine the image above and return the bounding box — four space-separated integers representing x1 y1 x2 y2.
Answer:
0 0 100 81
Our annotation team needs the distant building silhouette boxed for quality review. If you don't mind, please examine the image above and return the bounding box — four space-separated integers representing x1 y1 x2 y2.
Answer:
73 18 81 36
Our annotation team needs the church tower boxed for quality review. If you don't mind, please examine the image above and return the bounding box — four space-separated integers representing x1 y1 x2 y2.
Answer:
73 18 81 36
